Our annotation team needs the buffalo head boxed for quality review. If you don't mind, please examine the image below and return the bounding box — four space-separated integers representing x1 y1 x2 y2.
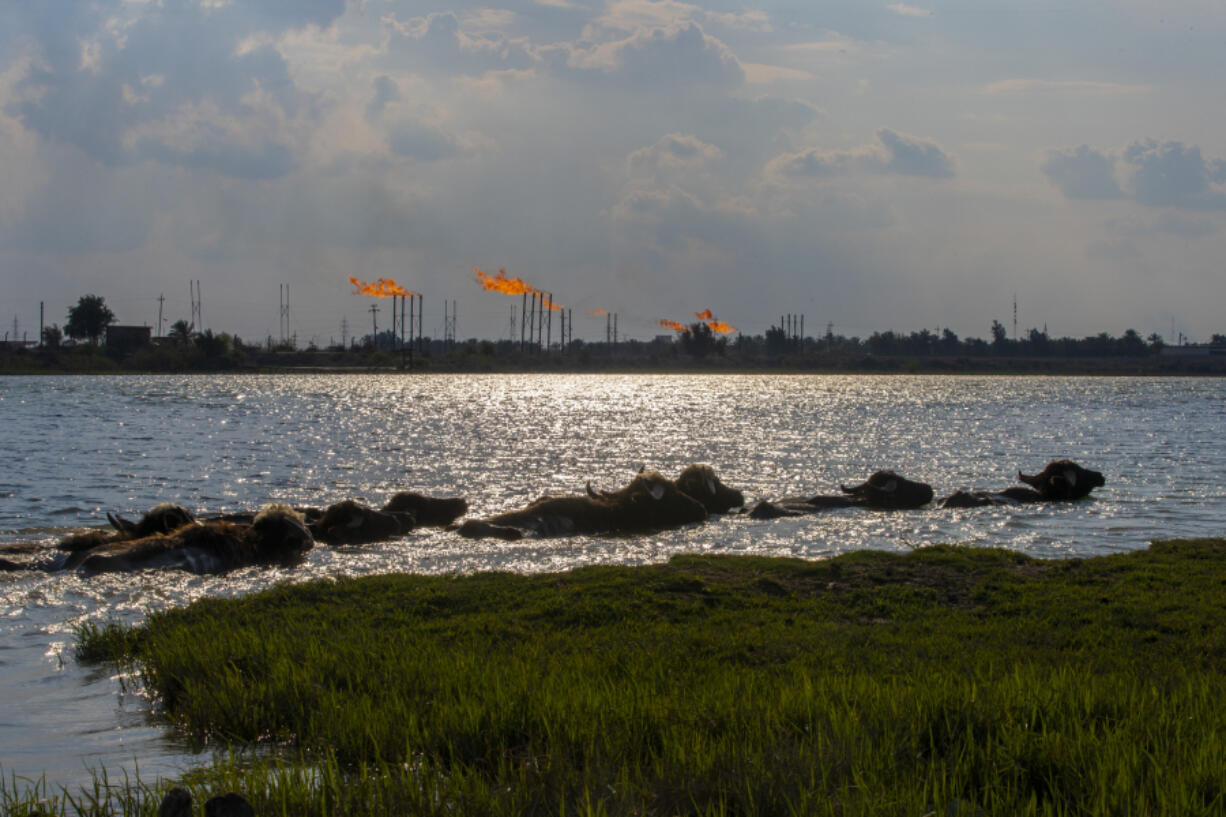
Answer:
674 464 745 513
590 470 710 531
107 502 196 539
250 503 315 566
1017 460 1105 501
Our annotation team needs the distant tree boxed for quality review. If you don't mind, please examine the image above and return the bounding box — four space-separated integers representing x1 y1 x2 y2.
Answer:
1212 334 1226 346
168 319 194 347
1026 327 1050 356
764 326 789 355
680 322 724 358
42 324 63 349
990 320 1010 354
938 328 960 355
65 295 116 345
194 329 227 359
1147 333 1165 352
1120 329 1146 356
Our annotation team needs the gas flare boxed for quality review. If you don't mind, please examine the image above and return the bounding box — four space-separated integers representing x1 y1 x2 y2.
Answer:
695 308 736 334
474 267 534 296
589 307 609 317
660 310 737 334
349 276 417 297
474 268 565 310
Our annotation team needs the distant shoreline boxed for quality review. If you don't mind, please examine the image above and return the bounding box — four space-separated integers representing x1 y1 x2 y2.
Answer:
3 358 1225 377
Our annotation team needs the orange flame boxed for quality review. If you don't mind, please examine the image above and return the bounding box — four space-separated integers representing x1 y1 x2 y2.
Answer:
695 308 736 334
660 311 737 334
475 267 534 296
474 267 564 309
349 276 417 297
589 307 609 317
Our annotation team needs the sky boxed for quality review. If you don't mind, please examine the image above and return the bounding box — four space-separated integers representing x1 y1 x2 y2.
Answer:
1 0 1224 346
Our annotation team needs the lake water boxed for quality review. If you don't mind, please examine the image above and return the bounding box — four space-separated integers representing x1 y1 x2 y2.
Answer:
1 373 1223 791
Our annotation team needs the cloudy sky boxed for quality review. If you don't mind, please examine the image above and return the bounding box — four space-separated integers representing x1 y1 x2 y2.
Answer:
2 0 1224 345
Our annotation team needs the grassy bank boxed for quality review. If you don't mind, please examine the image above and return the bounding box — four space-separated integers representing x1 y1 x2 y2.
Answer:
20 540 1226 815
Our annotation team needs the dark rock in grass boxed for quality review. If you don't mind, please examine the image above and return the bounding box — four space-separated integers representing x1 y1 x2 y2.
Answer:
158 787 192 817
204 792 255 817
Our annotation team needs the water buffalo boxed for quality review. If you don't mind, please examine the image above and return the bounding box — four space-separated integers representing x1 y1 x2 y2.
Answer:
455 470 709 541
1 504 313 574
1018 460 1105 501
939 487 1045 508
940 460 1105 508
673 464 745 513
749 470 934 519
304 491 468 544
307 499 407 545
381 491 468 526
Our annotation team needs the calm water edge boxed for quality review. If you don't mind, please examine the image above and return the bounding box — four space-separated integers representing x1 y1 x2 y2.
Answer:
1 373 1223 790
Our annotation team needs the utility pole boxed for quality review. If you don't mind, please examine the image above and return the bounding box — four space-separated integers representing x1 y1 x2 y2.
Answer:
156 295 164 338
39 302 44 347
369 303 379 345
546 293 552 351
1013 293 1018 340
341 317 349 349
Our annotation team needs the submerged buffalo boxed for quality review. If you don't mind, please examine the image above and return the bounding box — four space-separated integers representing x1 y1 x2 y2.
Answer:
305 491 468 544
1 502 200 567
750 470 934 519
1018 460 1105 501
456 470 709 541
1 504 313 574
940 460 1105 508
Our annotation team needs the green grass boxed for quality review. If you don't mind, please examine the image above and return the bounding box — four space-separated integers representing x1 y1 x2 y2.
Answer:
18 540 1226 815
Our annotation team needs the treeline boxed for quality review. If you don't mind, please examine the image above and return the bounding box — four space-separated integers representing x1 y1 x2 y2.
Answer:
5 292 1225 374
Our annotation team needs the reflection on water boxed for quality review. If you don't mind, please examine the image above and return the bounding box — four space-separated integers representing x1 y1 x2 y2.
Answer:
1 373 1224 788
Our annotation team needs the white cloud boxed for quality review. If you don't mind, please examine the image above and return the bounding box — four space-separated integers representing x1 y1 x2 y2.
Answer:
1043 139 1226 211
886 4 933 18
1040 145 1124 200
546 22 744 88
768 129 955 181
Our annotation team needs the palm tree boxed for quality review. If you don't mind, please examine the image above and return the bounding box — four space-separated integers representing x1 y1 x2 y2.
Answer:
168 319 194 347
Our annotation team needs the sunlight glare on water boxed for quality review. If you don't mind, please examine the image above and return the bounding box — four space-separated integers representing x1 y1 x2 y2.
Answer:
1 373 1224 789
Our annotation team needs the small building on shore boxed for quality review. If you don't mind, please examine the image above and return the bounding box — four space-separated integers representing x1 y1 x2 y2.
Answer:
105 325 152 355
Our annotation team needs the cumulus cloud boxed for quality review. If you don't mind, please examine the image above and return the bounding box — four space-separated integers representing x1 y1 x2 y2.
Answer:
627 133 722 174
768 129 955 181
1040 145 1124 199
386 120 466 162
1043 140 1226 210
1123 139 1226 210
8 1 337 179
384 11 536 75
545 22 744 89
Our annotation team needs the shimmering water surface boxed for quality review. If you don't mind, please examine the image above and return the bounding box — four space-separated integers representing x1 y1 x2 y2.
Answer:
1 374 1224 789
